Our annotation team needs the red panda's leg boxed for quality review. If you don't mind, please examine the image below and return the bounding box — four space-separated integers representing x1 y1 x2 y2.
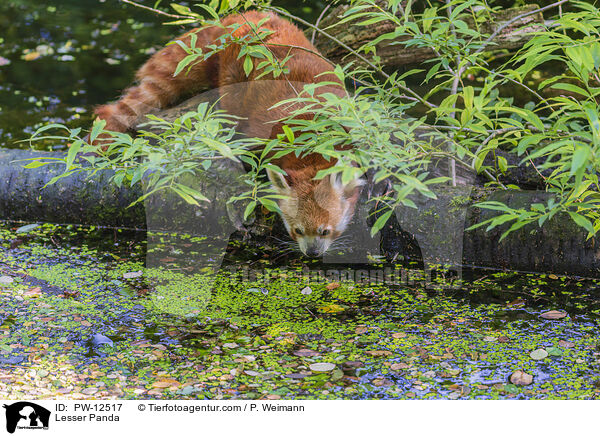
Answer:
93 26 222 141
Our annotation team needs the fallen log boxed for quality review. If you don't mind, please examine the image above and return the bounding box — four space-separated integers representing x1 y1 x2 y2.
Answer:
0 148 145 228
309 3 545 69
0 142 596 276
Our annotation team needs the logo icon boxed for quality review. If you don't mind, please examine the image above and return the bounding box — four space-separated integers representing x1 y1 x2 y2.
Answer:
3 402 50 434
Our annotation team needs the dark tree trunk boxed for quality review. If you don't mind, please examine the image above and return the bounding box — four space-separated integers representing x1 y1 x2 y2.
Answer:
0 148 145 228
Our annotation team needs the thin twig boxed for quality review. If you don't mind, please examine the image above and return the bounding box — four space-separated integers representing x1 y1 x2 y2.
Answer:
120 0 190 19
446 0 459 187
311 4 333 45
265 42 335 65
481 127 521 147
525 150 548 182
489 70 555 113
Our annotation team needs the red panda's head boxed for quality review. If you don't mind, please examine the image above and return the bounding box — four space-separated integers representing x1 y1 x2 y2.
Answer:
267 167 364 257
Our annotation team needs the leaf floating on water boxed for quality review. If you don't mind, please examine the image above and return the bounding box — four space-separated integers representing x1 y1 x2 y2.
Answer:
548 274 559 280
392 332 407 339
390 363 410 371
23 287 42 298
529 348 548 360
546 346 563 357
540 310 567 320
123 271 143 279
355 326 368 334
331 369 344 381
284 373 306 379
152 379 180 389
510 370 533 386
81 387 99 395
558 340 575 348
366 350 392 357
300 286 312 295
504 384 519 394
317 303 345 313
309 362 335 372
23 51 41 61
178 386 201 396
372 378 392 387
483 336 498 342
293 349 319 357
16 223 39 234
326 282 340 290
341 361 364 370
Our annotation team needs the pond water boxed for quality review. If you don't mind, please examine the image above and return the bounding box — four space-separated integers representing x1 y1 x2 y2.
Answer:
0 0 325 149
0 222 598 400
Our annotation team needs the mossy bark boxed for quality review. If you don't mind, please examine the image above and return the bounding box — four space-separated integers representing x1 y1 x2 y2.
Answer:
309 3 545 69
0 148 145 228
377 186 600 277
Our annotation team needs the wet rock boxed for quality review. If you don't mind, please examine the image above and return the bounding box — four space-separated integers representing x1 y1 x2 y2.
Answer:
510 370 533 386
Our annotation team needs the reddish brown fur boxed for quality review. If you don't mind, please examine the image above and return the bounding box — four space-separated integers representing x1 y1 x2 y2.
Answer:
94 11 344 143
94 11 362 255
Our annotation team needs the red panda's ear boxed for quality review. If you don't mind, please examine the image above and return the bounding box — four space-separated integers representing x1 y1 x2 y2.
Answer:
342 176 365 199
329 168 365 199
267 168 291 195
329 172 365 199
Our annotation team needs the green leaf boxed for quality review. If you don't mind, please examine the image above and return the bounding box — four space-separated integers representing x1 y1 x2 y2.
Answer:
463 86 474 110
570 145 590 176
194 3 219 19
66 140 82 170
259 198 281 213
550 82 590 98
170 3 194 16
568 211 594 234
243 55 253 76
243 201 256 221
174 183 209 202
498 156 508 173
370 210 392 237
23 160 51 169
282 125 294 144
89 118 106 143
174 54 198 77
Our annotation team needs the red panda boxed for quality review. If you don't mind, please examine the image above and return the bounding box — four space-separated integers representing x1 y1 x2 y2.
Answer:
93 10 364 257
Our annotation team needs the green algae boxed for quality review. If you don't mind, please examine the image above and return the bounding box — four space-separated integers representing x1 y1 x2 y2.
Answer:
0 221 599 400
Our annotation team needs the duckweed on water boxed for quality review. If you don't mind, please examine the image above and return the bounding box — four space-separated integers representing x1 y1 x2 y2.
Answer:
0 222 599 399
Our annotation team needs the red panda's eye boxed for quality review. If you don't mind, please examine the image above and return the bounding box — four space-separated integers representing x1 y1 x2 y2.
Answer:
321 229 330 236
295 228 303 235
